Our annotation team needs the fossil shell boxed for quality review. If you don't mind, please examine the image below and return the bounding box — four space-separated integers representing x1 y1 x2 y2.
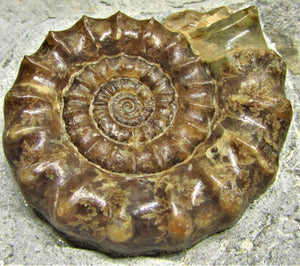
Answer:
3 7 292 256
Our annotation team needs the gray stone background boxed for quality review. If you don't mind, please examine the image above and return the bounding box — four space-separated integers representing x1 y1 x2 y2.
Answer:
0 0 299 265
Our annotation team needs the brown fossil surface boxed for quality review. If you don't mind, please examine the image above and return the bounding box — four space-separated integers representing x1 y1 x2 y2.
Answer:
3 6 292 256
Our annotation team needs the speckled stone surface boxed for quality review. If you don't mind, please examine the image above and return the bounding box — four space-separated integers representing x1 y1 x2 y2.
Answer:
0 0 299 265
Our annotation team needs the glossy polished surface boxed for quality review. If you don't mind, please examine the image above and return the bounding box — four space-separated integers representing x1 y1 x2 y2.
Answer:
3 6 292 256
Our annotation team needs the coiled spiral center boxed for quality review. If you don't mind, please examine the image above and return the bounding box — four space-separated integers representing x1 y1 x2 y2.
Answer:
94 77 155 135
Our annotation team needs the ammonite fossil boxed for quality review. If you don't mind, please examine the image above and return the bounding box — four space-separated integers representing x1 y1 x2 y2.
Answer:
3 6 292 256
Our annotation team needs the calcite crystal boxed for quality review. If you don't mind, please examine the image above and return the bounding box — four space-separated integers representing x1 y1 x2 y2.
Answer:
3 6 292 256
